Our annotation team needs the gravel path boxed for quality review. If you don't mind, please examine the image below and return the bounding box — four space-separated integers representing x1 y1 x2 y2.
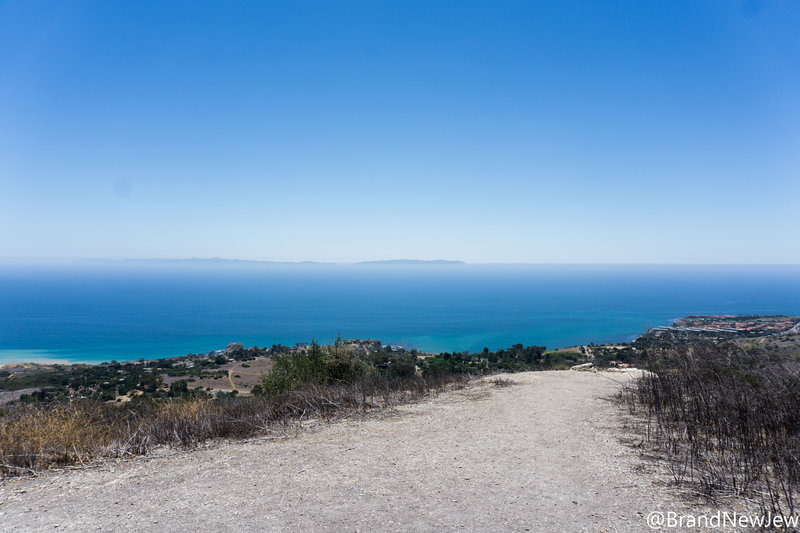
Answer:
0 371 703 532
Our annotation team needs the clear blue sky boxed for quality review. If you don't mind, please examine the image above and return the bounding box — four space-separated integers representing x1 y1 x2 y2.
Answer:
2 1 798 264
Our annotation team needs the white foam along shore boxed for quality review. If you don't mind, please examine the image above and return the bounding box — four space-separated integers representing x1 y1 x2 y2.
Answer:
0 350 76 367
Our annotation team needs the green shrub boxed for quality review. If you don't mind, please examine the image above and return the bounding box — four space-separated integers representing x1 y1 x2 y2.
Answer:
259 337 372 398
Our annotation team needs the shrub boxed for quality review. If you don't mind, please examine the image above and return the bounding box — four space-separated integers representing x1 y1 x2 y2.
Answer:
259 337 371 397
624 342 800 518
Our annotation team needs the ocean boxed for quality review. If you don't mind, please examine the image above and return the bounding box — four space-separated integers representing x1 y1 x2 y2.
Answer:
1 263 799 364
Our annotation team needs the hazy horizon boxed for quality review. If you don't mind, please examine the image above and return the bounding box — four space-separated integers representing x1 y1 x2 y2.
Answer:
3 256 800 267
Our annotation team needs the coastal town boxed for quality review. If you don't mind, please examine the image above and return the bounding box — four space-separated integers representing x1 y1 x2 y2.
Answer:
647 314 800 338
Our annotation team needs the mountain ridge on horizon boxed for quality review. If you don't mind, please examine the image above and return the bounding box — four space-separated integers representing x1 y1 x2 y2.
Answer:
72 257 467 266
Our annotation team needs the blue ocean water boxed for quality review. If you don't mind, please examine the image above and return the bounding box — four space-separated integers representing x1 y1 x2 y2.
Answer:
1 263 799 364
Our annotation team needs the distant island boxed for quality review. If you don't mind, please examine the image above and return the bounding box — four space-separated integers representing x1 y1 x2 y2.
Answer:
356 259 465 265
76 257 334 265
75 258 466 266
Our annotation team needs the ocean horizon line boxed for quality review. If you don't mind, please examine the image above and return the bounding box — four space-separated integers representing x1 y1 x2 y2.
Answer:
2 258 800 268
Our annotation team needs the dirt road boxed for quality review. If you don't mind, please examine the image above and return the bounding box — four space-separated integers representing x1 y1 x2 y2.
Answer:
0 371 704 532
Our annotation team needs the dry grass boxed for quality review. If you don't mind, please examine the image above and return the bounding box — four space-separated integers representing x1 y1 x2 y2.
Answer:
0 403 113 474
0 373 469 478
487 377 515 388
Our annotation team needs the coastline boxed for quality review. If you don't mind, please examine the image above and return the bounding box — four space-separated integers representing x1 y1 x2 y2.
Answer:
4 264 800 366
0 350 77 367
4 313 800 367
0 332 644 367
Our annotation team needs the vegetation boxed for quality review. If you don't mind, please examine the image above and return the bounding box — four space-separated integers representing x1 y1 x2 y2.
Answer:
623 341 800 518
255 338 373 397
1 339 594 405
253 339 594 400
1 334 595 477
0 345 277 403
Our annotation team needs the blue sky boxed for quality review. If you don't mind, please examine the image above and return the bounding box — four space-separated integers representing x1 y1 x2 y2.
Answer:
1 1 799 263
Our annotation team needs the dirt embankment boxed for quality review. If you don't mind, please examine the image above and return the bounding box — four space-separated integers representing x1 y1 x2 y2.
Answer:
0 371 709 532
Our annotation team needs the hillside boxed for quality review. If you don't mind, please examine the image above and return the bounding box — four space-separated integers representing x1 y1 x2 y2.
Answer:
0 371 709 532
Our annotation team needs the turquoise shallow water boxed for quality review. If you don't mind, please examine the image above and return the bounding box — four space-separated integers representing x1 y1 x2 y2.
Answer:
1 263 799 364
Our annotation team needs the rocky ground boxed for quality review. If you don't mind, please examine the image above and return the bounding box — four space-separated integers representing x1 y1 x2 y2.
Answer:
0 370 712 532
